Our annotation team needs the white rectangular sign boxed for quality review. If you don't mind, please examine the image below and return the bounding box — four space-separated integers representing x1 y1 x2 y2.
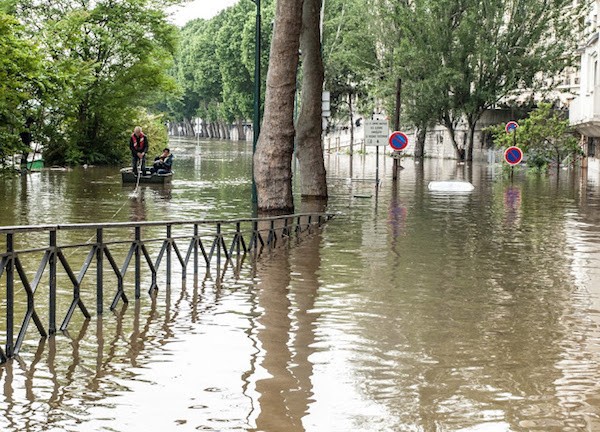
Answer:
364 119 389 146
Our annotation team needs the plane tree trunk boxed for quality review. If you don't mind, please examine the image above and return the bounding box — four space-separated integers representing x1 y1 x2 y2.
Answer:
296 0 327 200
254 0 304 213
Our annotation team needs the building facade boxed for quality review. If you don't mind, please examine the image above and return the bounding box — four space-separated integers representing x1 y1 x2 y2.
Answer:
570 0 600 174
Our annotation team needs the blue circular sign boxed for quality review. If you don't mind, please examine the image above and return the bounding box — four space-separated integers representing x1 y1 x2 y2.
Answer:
504 146 523 165
505 121 519 134
389 131 408 151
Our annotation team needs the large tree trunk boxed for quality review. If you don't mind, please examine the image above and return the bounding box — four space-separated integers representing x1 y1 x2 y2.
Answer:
236 119 246 141
443 115 463 160
219 121 229 140
348 92 354 156
296 0 327 199
201 120 208 138
467 118 476 162
254 0 304 213
414 126 426 158
184 118 195 136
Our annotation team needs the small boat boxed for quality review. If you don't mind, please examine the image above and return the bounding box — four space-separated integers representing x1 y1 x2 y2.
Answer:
428 180 474 192
120 167 173 184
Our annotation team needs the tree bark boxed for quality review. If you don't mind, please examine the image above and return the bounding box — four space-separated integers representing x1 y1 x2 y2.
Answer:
414 126 426 158
236 119 246 141
296 0 327 199
443 115 463 160
254 0 304 213
467 118 476 162
348 92 354 156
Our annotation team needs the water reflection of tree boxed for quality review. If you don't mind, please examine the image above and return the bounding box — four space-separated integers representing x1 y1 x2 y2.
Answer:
246 233 322 432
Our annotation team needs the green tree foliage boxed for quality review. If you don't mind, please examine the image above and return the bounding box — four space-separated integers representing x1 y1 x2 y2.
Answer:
488 103 580 170
322 0 379 127
16 0 179 165
0 12 42 163
170 0 275 136
215 2 255 124
171 18 222 129
378 0 584 160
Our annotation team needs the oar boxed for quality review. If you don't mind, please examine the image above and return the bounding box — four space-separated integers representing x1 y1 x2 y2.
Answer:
130 159 142 197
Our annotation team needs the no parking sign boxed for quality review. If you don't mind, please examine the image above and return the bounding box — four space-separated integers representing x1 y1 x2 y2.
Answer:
504 146 523 165
389 131 408 151
505 121 519 134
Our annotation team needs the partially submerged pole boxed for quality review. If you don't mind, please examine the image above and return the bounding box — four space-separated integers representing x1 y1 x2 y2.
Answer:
392 78 401 180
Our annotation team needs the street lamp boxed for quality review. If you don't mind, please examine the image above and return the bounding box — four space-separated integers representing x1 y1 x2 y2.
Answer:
251 0 261 206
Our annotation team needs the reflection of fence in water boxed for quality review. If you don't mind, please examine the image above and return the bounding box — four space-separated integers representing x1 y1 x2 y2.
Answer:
0 213 335 363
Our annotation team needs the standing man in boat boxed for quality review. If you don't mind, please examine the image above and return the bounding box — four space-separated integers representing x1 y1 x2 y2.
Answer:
129 126 148 175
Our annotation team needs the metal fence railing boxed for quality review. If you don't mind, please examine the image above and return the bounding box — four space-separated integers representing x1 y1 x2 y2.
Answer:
0 213 335 363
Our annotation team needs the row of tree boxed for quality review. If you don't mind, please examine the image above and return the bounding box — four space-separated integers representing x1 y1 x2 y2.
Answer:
2 0 585 211
171 0 583 155
166 0 274 139
254 0 584 211
1 0 179 166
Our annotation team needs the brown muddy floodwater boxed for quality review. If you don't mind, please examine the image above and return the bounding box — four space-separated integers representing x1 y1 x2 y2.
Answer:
2 138 600 431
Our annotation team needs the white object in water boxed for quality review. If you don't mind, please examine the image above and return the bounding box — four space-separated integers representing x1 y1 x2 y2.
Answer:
428 180 474 192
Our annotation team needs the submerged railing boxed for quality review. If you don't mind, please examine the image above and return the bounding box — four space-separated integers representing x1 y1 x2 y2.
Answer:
0 213 334 363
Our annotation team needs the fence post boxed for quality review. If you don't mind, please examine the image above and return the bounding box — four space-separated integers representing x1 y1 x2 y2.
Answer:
194 224 199 279
6 233 14 357
135 226 141 299
166 224 172 287
49 230 57 334
96 228 103 314
216 223 221 273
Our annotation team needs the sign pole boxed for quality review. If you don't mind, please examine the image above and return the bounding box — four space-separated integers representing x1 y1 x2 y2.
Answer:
376 146 380 189
392 78 401 181
364 115 389 190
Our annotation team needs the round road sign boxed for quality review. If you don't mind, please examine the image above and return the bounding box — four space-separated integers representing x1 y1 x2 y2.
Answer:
504 146 523 165
389 131 408 151
505 121 519 134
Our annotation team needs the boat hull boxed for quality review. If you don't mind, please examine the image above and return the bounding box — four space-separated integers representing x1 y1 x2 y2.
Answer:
120 168 173 184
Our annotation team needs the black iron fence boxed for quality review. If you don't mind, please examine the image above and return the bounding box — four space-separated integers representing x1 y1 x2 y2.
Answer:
0 213 334 363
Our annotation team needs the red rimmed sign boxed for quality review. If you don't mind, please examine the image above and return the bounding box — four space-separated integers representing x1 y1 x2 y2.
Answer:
505 121 519 134
504 146 523 165
389 131 409 151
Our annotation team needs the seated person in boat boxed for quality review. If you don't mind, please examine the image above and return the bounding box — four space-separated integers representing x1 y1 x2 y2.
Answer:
151 148 173 174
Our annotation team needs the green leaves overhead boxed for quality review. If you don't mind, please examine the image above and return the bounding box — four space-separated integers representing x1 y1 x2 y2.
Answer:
322 0 379 120
387 0 583 133
7 0 180 165
170 0 275 127
0 12 42 159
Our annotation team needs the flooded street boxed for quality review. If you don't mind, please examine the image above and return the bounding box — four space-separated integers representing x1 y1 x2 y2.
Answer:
2 138 600 431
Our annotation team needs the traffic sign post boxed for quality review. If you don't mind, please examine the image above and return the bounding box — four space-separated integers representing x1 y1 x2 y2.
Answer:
504 145 523 180
504 146 523 165
506 121 519 147
364 119 389 146
389 131 409 151
505 121 519 134
364 117 389 190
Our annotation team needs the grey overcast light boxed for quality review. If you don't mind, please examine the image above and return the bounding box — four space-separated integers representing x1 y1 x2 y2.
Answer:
168 0 239 26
